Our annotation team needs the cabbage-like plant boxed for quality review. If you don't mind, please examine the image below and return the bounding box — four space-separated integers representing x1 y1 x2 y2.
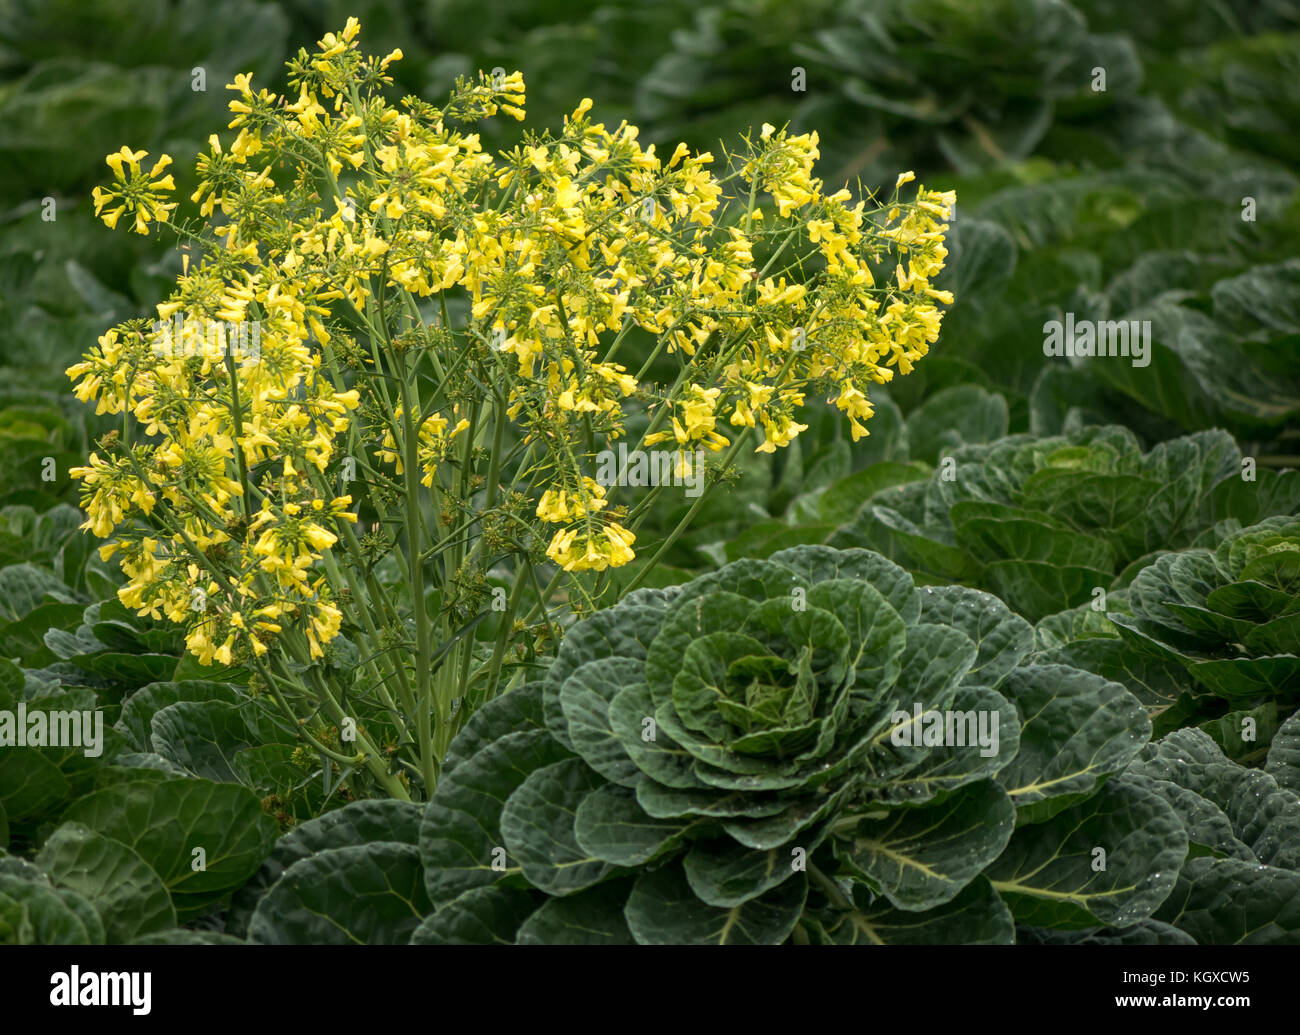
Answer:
1104 722 1300 945
831 426 1295 621
1111 516 1300 703
411 545 1184 945
1018 721 1300 945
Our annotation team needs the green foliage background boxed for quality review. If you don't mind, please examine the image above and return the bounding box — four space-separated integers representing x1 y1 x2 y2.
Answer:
1 0 1299 944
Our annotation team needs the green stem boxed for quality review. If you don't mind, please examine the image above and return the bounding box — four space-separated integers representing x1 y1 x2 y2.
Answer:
807 863 852 911
620 425 755 595
395 351 436 795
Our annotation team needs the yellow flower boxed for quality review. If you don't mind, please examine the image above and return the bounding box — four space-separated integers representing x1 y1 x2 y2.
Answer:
536 478 607 523
306 598 343 658
755 413 809 453
69 453 156 537
835 383 875 441
64 17 954 674
92 148 177 235
545 522 636 572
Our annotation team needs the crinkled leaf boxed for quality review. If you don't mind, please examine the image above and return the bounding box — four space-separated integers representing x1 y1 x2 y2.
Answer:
624 864 807 945
836 780 1015 910
810 876 1013 945
249 842 431 945
410 884 538 945
915 584 1033 688
515 880 636 945
1267 710 1300 796
998 664 1149 822
116 680 242 753
0 748 69 821
770 545 920 623
894 623 978 708
59 777 278 905
0 874 103 944
228 798 422 938
420 728 572 906
559 657 644 787
877 685 1020 804
682 832 815 908
35 822 174 943
573 782 692 866
442 681 546 776
544 604 664 750
809 579 907 695
609 681 709 791
986 776 1187 928
500 757 620 896
149 699 280 782
1156 855 1300 945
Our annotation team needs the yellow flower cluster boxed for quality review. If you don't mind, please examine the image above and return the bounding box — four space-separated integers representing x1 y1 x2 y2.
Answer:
545 522 637 572
536 478 608 523
376 407 471 488
70 18 954 663
91 148 177 235
68 273 361 662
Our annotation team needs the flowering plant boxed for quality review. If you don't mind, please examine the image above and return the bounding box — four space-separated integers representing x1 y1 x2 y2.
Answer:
66 19 954 800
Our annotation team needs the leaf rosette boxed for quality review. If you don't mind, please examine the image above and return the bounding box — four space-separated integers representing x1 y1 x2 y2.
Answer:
419 545 1066 943
1111 516 1300 702
1022 719 1300 945
831 426 1292 621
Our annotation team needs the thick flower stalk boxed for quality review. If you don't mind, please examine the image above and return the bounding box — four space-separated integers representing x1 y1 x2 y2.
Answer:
66 19 954 800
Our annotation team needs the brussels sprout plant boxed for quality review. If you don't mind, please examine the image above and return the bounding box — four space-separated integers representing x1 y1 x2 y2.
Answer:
411 546 1184 944
1111 516 1300 703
